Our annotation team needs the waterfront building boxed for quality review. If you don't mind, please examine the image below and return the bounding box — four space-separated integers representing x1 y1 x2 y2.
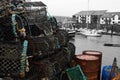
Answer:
73 10 107 23
73 10 120 33
73 10 120 27
100 12 120 25
73 10 107 29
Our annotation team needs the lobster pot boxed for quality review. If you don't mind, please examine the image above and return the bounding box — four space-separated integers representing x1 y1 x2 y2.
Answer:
25 61 44 80
0 42 22 77
28 22 53 37
0 16 16 41
0 1 7 17
33 42 75 79
28 35 61 56
45 35 61 50
75 54 99 80
66 42 76 61
50 46 74 70
31 57 56 79
30 37 51 56
67 43 76 67
50 46 75 79
82 50 102 80
55 30 68 47
31 46 73 80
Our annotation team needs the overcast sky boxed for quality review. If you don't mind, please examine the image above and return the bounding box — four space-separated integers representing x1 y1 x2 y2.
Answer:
30 0 120 17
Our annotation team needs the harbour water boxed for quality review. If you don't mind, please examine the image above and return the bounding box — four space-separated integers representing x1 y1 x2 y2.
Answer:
70 34 120 67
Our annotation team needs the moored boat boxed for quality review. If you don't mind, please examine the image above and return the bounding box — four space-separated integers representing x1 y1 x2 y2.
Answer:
79 29 102 37
68 30 76 38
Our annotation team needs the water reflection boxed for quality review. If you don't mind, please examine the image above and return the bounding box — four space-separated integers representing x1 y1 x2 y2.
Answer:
70 34 120 67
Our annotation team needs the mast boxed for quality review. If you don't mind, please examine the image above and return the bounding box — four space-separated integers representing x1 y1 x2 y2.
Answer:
87 0 89 29
88 0 89 11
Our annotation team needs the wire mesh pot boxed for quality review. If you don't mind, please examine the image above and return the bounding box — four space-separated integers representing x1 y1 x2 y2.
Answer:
0 42 22 77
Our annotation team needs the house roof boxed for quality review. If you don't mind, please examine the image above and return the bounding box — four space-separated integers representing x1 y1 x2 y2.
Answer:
101 13 114 18
108 12 120 16
74 10 94 16
74 10 107 16
101 12 120 18
24 1 46 7
93 10 107 15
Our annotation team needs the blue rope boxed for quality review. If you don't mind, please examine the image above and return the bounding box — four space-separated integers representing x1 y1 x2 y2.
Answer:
12 14 24 38
12 14 18 37
20 40 28 78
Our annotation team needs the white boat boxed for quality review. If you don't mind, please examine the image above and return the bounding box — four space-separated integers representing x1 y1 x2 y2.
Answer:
77 0 102 37
68 29 76 38
80 29 102 37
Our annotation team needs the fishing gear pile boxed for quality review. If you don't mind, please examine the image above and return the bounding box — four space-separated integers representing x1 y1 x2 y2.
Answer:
0 0 75 80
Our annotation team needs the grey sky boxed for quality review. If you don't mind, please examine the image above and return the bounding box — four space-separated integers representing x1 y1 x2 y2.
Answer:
31 0 120 17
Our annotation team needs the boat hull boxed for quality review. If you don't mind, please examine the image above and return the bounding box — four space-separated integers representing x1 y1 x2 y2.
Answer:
81 32 102 37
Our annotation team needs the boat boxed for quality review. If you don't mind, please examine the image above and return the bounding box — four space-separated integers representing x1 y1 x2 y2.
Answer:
68 29 76 38
79 28 102 37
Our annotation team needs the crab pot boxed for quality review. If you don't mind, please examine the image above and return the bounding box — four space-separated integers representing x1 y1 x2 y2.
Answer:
82 50 102 80
0 42 22 78
31 45 73 80
27 35 60 56
75 54 99 80
55 30 68 47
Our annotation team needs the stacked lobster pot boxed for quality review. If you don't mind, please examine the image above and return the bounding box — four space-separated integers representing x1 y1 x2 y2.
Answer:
0 0 75 80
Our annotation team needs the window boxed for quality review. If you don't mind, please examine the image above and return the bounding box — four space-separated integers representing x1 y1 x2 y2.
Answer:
118 16 120 20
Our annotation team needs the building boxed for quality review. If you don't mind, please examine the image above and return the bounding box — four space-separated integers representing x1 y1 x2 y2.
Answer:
73 10 120 29
100 12 120 25
73 10 107 24
73 10 107 29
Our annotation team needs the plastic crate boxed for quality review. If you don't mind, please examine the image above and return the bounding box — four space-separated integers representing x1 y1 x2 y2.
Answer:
66 65 87 80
